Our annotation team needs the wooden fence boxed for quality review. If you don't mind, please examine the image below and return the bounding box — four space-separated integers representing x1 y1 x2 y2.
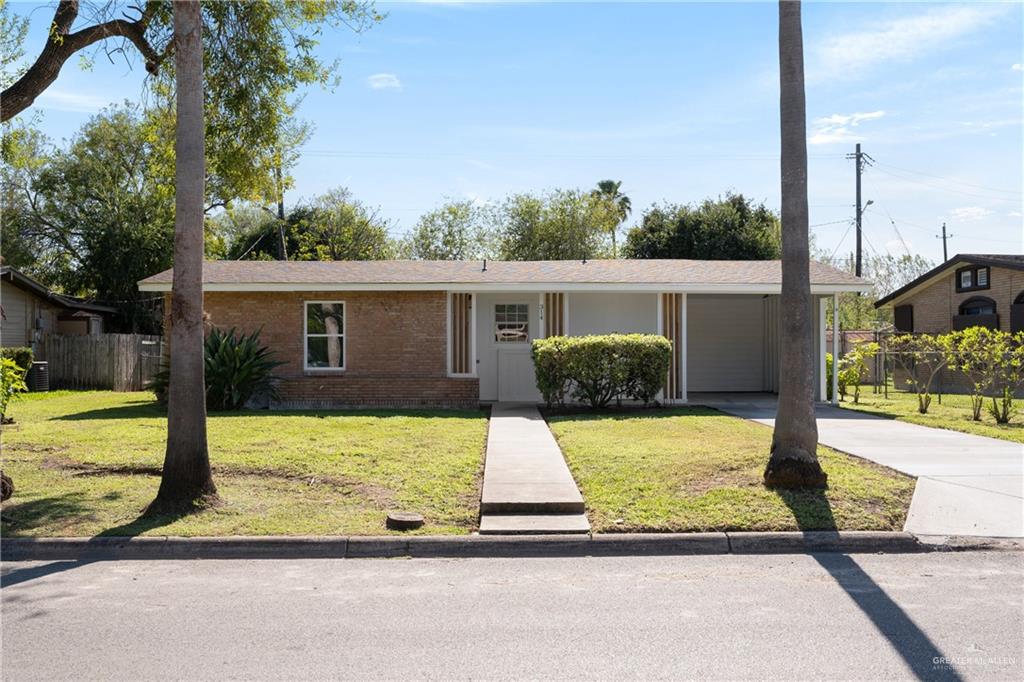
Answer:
41 334 163 391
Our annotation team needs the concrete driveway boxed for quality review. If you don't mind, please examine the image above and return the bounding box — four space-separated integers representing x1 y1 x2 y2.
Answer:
696 394 1024 539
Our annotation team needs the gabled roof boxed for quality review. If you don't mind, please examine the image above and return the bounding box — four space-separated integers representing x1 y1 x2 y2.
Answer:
874 254 1024 308
1 266 118 314
137 259 868 294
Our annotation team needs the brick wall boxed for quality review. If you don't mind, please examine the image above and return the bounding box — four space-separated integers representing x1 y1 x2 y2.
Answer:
901 265 1024 334
166 290 479 408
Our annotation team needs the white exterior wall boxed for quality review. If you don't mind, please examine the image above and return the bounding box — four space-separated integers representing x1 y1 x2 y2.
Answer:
566 293 658 336
687 294 765 392
0 281 60 353
469 289 827 402
1 281 31 347
474 293 543 402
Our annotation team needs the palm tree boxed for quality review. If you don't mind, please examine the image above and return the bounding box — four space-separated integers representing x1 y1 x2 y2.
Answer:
148 0 217 512
592 179 631 258
764 0 826 489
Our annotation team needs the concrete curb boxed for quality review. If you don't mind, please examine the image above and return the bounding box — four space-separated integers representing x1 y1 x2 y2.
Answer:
1 530 1000 561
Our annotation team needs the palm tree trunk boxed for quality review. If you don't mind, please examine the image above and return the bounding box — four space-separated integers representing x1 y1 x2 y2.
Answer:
764 0 826 489
149 0 217 511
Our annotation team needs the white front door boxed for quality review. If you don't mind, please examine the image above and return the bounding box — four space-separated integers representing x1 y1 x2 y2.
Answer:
498 348 540 402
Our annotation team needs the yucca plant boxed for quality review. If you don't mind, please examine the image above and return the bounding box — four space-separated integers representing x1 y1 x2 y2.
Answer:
149 327 284 410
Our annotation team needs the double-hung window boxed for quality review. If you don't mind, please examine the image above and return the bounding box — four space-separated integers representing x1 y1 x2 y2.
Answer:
305 301 345 370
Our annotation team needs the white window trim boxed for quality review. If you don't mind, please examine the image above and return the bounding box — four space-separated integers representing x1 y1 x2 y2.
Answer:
494 302 530 345
303 300 346 372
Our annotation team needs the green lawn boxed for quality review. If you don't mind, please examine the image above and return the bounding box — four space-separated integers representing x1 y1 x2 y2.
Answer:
1 391 488 537
835 389 1024 444
547 407 915 534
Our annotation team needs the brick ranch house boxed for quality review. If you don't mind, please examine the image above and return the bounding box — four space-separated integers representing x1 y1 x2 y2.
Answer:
138 260 867 408
875 254 1024 334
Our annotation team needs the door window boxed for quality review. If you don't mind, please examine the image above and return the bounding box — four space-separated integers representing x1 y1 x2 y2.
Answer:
495 303 529 343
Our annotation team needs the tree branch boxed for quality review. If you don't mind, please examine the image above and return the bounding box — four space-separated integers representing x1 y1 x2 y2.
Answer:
1 0 167 122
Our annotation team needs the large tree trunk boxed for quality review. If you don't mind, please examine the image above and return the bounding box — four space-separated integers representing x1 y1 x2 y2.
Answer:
149 0 217 511
764 0 826 489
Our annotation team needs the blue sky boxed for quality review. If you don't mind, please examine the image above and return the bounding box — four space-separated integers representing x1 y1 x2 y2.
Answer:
11 0 1024 262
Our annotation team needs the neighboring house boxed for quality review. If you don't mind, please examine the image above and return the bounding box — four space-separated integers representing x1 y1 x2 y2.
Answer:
1 266 117 357
874 254 1024 334
138 259 866 408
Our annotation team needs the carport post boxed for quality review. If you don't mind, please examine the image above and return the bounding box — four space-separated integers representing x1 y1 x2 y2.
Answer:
831 292 839 406
819 297 827 402
680 292 687 403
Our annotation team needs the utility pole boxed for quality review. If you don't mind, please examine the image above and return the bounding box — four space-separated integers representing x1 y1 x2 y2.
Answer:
936 222 953 262
275 163 288 261
845 144 873 277
854 144 862 277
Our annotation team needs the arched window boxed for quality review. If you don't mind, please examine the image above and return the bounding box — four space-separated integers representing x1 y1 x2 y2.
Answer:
959 297 996 316
953 296 999 331
1012 292 1024 333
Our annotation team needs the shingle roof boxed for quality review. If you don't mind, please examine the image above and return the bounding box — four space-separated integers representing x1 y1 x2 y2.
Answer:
1 266 118 313
138 259 866 290
875 253 1024 308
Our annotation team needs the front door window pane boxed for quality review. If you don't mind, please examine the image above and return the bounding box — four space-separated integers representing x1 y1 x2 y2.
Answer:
495 304 529 343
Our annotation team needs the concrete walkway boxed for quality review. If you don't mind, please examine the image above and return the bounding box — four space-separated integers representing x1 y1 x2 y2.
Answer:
479 404 589 534
698 394 1024 539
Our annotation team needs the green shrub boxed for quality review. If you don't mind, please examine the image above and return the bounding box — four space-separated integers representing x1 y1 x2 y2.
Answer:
887 333 952 414
0 347 33 378
532 334 672 409
1 357 28 420
149 327 284 410
838 342 879 404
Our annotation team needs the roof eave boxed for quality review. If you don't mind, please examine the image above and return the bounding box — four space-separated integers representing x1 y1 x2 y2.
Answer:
874 254 1024 308
139 280 869 294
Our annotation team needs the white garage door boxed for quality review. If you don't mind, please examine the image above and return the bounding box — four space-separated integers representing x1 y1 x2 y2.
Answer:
687 295 764 392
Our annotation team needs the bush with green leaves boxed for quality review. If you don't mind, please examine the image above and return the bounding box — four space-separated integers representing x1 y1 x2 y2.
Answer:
965 329 1023 425
1 357 29 421
825 352 848 401
947 328 997 421
532 334 672 409
887 333 952 414
149 327 284 410
0 347 33 378
838 342 880 404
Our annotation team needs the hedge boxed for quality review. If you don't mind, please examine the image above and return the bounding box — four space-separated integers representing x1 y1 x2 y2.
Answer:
532 334 672 409
0 347 33 378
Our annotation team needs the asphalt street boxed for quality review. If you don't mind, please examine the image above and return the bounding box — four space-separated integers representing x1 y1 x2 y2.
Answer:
2 552 1022 681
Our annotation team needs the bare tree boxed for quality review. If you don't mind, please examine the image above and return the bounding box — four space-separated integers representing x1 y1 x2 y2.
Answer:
764 0 826 489
148 0 216 511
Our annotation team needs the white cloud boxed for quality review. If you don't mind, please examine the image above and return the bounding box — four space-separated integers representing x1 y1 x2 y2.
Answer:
808 110 885 145
1012 64 1023 72
950 206 993 221
811 4 1009 82
1007 211 1022 218
367 73 402 90
36 89 115 113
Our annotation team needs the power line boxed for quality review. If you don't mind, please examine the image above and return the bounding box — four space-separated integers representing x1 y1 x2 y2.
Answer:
871 161 1022 197
871 166 1023 204
869 202 913 258
301 148 849 161
829 220 856 261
